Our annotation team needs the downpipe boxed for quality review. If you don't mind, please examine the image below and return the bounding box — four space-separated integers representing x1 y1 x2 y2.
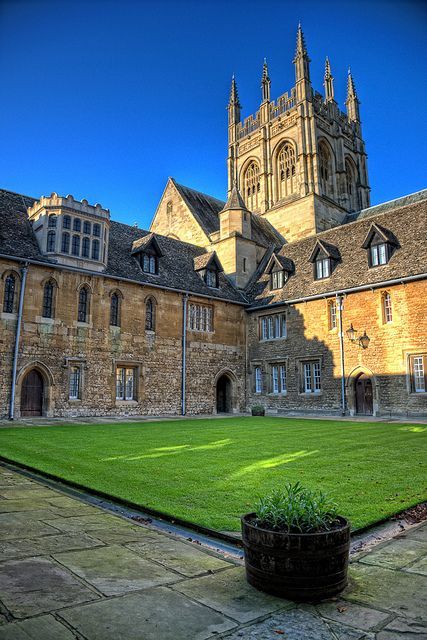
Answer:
9 263 29 420
181 293 188 416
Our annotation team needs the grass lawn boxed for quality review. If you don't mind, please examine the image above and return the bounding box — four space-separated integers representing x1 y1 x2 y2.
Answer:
0 417 425 532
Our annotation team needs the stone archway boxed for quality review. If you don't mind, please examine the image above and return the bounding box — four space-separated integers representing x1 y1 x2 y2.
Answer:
346 366 379 417
16 362 54 418
214 369 238 414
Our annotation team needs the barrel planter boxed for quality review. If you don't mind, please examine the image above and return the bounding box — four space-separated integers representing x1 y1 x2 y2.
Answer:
241 513 350 601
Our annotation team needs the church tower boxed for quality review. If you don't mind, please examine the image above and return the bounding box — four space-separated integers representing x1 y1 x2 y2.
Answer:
227 25 370 242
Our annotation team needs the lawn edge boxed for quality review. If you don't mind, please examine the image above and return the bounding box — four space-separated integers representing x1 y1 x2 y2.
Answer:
1 453 425 543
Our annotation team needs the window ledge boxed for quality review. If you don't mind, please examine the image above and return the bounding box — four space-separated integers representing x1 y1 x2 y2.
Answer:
409 392 427 397
68 399 82 403
268 392 288 397
260 337 287 342
115 400 138 406
1 312 17 320
298 392 323 397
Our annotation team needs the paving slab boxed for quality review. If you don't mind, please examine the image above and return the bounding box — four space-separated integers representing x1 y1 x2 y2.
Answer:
43 513 135 532
126 536 231 577
346 563 427 621
0 499 53 513
0 487 58 500
173 566 291 623
0 512 61 540
59 587 237 640
376 616 427 639
86 524 163 544
223 607 369 640
316 598 391 631
358 537 427 570
0 614 76 640
0 556 98 618
0 532 103 560
53 544 181 596
404 555 427 576
402 524 427 544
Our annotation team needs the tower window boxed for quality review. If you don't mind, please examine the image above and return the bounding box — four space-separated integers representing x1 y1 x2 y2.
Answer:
72 235 80 256
46 230 56 252
319 143 334 199
244 162 260 211
278 143 296 199
63 215 71 230
73 218 81 232
91 239 100 260
82 237 90 258
83 221 91 235
48 214 57 228
345 158 358 212
93 223 101 237
61 232 70 253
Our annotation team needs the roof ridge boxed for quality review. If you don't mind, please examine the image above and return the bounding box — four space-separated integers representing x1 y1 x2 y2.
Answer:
173 180 226 206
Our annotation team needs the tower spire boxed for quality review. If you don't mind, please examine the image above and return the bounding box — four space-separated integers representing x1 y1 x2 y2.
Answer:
324 57 334 102
346 67 360 122
293 23 311 102
228 74 241 125
261 58 271 103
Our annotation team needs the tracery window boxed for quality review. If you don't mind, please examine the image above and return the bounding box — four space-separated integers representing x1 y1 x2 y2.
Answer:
319 143 334 198
278 144 296 198
42 280 55 318
345 158 358 212
3 274 15 313
145 298 155 331
244 162 260 211
78 286 89 323
188 303 213 332
110 292 120 327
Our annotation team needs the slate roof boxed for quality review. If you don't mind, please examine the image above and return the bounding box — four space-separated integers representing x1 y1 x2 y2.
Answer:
193 252 223 272
0 189 245 304
247 197 427 307
173 179 283 248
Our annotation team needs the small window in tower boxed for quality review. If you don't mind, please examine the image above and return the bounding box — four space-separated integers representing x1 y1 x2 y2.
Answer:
82 237 90 258
63 215 71 230
46 230 56 252
48 214 57 228
93 223 101 237
92 239 100 260
73 218 81 232
61 232 70 253
72 235 80 256
83 221 91 235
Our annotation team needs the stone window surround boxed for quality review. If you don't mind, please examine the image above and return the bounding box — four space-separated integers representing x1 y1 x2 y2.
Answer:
112 360 142 404
405 352 427 396
268 361 288 396
258 310 287 341
297 356 323 396
63 358 87 403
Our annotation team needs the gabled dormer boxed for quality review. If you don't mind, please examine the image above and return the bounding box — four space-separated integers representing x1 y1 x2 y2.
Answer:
309 239 341 280
193 252 223 288
265 253 295 290
361 223 398 267
131 233 163 275
219 182 252 241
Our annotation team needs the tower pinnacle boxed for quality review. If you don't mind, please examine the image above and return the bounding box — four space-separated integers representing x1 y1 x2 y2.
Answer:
261 58 271 103
228 75 241 125
293 23 311 100
346 68 360 122
324 57 334 102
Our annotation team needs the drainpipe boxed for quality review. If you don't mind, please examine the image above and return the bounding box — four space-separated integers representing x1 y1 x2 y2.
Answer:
337 293 346 415
9 263 29 420
181 293 188 416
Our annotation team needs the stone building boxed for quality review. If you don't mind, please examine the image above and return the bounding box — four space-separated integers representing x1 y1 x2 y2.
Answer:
1 26 426 419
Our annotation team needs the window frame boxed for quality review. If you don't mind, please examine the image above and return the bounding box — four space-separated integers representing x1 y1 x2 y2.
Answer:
254 366 262 394
409 354 427 394
328 299 337 330
115 366 137 401
69 365 82 400
42 280 55 319
300 359 322 394
315 257 331 280
188 303 213 333
369 242 389 267
46 230 56 252
145 297 155 331
77 286 90 323
3 273 16 314
110 292 121 327
61 232 70 253
382 291 393 324
259 312 287 341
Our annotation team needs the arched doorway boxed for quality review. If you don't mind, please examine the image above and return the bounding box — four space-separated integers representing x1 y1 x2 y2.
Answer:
355 373 373 416
21 370 44 416
216 375 232 413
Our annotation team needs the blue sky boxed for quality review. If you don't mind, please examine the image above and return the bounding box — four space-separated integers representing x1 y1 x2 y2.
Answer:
1 0 426 228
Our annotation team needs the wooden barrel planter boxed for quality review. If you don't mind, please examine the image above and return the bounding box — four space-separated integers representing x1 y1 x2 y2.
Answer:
241 513 350 601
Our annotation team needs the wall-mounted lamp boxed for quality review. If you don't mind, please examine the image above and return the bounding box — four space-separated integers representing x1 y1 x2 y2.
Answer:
346 323 371 349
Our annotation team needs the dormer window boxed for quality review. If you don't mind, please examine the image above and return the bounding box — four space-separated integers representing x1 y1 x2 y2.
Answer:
206 269 218 288
315 257 330 280
309 239 340 281
362 223 398 268
142 253 157 274
370 242 388 266
265 253 294 292
271 270 285 290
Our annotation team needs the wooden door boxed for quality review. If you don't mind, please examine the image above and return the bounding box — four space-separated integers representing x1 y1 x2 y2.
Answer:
355 374 373 415
216 376 231 413
21 370 43 416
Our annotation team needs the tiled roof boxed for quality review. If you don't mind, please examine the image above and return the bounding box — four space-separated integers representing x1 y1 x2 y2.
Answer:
173 179 283 248
193 251 223 272
247 197 427 307
0 189 245 304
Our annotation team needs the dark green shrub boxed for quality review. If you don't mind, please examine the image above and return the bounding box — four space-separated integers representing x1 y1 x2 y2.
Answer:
255 482 339 533
251 405 265 416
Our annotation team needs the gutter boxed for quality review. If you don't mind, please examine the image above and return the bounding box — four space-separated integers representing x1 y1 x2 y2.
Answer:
0 253 246 308
246 272 427 312
9 263 29 420
181 294 188 416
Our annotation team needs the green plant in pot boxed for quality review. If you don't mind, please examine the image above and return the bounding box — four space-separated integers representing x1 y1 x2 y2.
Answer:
241 482 350 601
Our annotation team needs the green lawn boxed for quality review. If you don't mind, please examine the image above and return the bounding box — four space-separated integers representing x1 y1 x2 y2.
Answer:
0 417 425 532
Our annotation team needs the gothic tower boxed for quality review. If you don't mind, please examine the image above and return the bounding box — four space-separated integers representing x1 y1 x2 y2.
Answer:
227 25 370 242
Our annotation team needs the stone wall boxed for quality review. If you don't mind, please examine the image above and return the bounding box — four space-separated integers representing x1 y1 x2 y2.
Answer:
0 259 246 419
247 280 427 417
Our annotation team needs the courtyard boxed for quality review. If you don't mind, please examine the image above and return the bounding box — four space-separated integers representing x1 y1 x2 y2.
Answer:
0 417 425 533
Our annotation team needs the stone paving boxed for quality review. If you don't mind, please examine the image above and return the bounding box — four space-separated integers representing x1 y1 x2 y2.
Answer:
0 465 425 639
